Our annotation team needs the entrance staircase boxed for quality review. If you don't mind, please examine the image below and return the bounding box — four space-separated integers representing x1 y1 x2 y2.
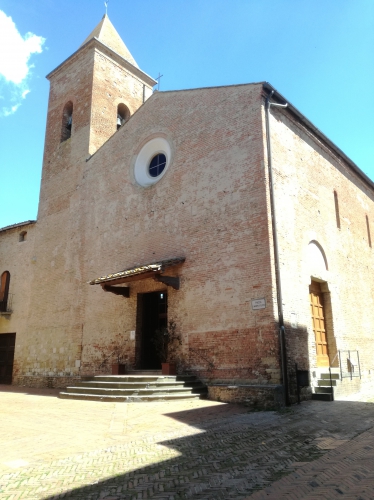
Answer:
311 369 340 401
59 371 207 402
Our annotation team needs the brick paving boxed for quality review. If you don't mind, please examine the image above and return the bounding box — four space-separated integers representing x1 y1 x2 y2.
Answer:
1 386 374 499
249 426 374 499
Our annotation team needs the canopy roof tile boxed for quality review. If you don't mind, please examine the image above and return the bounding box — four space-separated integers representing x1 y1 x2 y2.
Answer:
89 257 185 285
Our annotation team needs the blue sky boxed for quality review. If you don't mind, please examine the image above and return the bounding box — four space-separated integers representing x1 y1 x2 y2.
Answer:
0 0 373 228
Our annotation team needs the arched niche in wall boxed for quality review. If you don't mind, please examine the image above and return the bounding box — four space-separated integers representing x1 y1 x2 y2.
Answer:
19 231 27 242
61 101 73 142
0 271 10 312
117 103 130 130
307 240 328 276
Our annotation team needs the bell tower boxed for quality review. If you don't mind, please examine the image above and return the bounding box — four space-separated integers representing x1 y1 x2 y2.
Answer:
42 15 156 165
38 15 156 221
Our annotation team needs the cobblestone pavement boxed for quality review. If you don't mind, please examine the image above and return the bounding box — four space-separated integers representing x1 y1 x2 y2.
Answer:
1 386 374 499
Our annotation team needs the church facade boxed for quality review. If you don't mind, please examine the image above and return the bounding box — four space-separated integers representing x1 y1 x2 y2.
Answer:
1 16 374 404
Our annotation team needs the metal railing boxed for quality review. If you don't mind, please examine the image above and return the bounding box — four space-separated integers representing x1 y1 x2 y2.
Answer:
338 350 361 380
0 293 13 313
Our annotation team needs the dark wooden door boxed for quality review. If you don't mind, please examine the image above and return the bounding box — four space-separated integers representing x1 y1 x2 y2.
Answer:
141 292 167 369
0 333 16 384
309 282 329 367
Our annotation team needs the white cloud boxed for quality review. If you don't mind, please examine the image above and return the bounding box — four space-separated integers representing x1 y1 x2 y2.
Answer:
3 104 20 117
0 10 45 84
0 10 45 116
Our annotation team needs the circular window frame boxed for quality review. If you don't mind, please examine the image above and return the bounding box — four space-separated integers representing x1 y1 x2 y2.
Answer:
134 137 171 187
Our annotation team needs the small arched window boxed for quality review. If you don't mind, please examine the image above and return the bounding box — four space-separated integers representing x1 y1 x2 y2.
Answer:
366 215 372 248
117 103 130 130
19 231 27 242
61 101 73 142
333 191 340 229
0 271 10 313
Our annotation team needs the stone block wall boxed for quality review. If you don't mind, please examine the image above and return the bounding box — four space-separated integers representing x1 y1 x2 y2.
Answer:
208 384 284 410
0 222 36 382
14 375 81 389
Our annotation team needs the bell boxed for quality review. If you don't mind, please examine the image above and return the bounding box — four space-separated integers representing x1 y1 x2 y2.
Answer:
117 116 122 129
66 116 72 130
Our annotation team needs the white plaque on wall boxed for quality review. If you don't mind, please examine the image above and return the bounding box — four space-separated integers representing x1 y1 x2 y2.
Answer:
251 298 266 310
130 330 135 340
291 313 298 329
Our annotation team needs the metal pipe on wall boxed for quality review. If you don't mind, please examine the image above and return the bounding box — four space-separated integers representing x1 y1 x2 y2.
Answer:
265 90 290 406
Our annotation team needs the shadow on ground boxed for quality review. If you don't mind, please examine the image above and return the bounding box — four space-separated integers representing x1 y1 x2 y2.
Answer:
34 400 374 500
0 384 60 397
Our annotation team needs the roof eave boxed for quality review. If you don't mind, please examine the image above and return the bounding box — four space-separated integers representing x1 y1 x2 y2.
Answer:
46 38 157 87
262 82 374 192
0 220 36 234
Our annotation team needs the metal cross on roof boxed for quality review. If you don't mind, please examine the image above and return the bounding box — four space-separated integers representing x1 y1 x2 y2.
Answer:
155 72 163 91
104 1 109 15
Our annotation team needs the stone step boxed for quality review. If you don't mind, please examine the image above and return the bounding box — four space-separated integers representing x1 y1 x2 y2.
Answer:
74 381 187 389
64 386 198 396
126 370 162 375
320 373 340 380
59 391 202 402
59 372 207 402
90 375 177 382
314 386 333 394
312 392 333 401
318 379 338 387
179 381 205 389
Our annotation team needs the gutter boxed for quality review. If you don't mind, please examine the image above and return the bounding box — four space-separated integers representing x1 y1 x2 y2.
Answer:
264 90 291 406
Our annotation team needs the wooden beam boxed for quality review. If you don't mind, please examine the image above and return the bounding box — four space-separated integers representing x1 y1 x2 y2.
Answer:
101 284 130 297
154 275 180 290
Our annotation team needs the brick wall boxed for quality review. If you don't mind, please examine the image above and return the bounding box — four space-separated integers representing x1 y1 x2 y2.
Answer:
265 102 374 396
9 80 283 386
78 84 280 384
3 23 374 401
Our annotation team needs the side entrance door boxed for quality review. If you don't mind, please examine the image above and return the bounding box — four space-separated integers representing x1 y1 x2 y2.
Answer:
0 333 16 384
309 281 330 367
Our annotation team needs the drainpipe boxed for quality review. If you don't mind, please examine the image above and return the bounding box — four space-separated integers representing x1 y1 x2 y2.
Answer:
265 90 291 406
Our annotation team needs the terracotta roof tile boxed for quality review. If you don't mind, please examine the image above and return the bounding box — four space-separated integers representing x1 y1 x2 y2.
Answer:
89 257 185 285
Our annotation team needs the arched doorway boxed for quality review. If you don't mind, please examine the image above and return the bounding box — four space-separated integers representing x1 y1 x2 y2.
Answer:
309 280 330 367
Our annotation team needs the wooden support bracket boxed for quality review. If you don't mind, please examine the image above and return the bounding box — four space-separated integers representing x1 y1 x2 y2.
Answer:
101 284 130 297
154 275 180 290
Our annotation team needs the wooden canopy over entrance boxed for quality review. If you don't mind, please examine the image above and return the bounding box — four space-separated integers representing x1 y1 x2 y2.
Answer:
88 257 185 296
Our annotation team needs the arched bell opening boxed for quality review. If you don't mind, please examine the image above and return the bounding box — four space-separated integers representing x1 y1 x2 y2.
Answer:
117 103 130 130
61 101 73 142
